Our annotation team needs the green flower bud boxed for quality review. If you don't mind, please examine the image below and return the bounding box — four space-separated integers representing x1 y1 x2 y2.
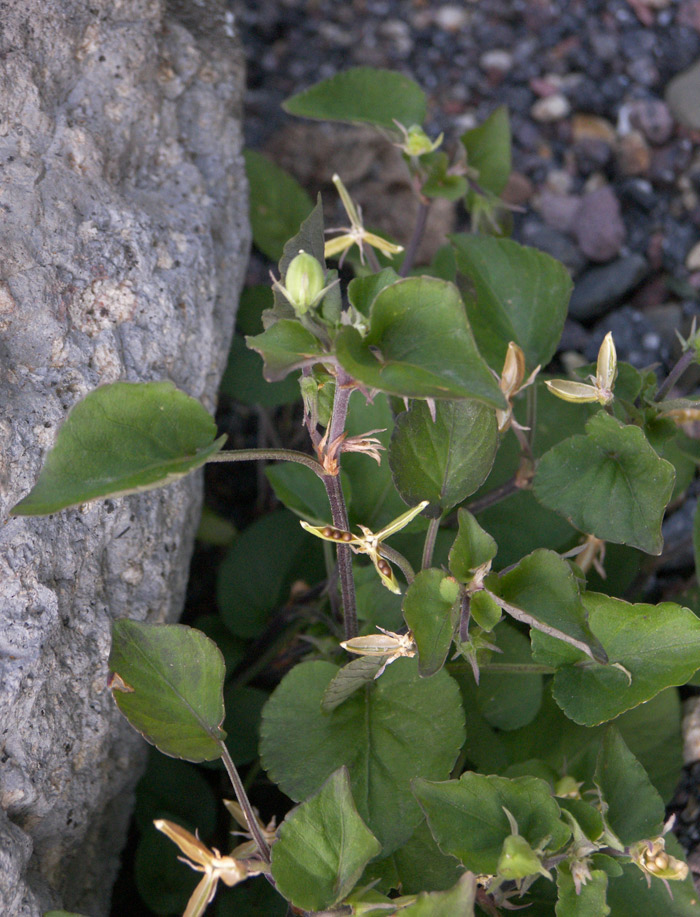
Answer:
398 124 444 157
284 251 326 315
498 835 551 881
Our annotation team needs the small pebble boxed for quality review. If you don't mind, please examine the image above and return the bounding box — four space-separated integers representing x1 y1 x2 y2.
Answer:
616 130 652 176
531 93 570 122
479 49 513 74
686 240 700 271
574 186 626 262
626 98 675 145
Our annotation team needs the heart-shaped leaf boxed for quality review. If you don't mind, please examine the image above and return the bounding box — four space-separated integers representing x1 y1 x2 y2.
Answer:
534 412 675 555
535 593 700 726
271 768 381 911
335 277 506 407
283 67 427 132
246 320 326 382
403 570 460 676
245 150 313 261
260 659 465 853
452 234 572 371
389 400 498 518
12 382 226 516
413 773 570 874
109 620 226 762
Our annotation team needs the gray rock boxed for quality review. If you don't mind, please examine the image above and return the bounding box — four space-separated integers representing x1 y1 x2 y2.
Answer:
0 1 247 915
573 186 626 263
520 221 587 276
569 255 649 321
666 58 700 130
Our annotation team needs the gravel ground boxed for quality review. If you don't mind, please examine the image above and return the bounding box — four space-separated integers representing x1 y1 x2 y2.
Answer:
231 0 700 874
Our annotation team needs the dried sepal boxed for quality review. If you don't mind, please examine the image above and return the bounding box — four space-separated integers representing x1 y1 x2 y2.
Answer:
545 332 617 406
300 501 428 594
496 342 540 433
154 819 267 917
325 173 404 265
341 626 417 677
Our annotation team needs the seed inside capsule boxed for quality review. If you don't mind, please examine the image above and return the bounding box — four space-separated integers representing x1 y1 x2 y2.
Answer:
322 527 334 538
341 532 353 542
378 560 391 575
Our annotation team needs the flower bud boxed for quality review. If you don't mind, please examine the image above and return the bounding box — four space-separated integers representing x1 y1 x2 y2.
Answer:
498 834 550 881
284 251 326 315
397 123 444 157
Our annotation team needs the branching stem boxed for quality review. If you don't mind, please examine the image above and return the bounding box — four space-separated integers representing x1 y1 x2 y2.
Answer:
219 743 271 863
421 517 440 570
208 448 325 478
399 199 430 277
655 348 697 402
322 373 358 639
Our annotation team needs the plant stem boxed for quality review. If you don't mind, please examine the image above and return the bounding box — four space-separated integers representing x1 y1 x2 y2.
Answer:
379 545 416 586
322 374 358 639
365 246 381 273
526 383 537 453
219 742 271 863
465 476 520 515
399 199 430 277
421 517 440 570
208 448 326 478
475 662 556 675
655 348 697 402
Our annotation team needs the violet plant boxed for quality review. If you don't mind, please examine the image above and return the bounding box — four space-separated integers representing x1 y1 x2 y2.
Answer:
18 68 700 917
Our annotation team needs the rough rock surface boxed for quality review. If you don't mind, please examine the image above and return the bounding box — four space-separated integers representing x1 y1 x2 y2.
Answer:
0 1 248 914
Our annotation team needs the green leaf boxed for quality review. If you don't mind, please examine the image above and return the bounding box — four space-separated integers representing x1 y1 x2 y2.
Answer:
594 727 664 845
478 624 543 731
260 659 465 853
271 767 381 910
220 335 300 406
448 509 498 582
398 873 477 916
223 684 268 765
348 268 401 316
363 819 465 895
492 549 603 663
413 773 570 873
534 412 675 555
556 862 610 917
469 590 502 631
266 462 348 525
322 657 387 712
452 234 572 371
344 391 407 531
461 105 512 197
389 399 498 518
403 569 460 676
109 620 225 762
278 194 327 283
335 277 506 407
245 320 325 383
283 67 427 132
217 509 324 638
12 382 226 516
44 912 90 917
421 152 468 201
537 593 700 726
244 150 314 261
